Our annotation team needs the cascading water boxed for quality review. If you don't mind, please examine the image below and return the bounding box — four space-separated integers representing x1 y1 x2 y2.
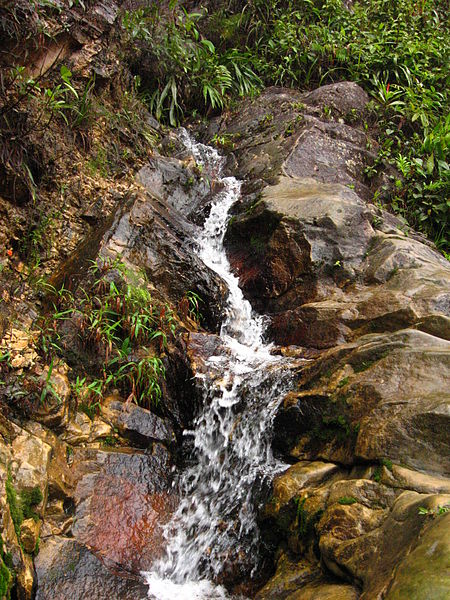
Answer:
144 132 295 600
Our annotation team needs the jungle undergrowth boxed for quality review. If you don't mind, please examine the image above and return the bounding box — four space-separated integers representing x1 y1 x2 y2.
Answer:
122 0 448 250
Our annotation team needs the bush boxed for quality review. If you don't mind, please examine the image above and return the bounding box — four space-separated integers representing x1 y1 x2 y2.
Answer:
199 0 449 249
121 3 262 124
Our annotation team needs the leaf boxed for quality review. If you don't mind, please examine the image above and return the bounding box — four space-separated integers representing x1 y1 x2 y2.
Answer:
201 39 215 54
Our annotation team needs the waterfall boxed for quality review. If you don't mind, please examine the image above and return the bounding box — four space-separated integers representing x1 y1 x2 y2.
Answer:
143 132 294 600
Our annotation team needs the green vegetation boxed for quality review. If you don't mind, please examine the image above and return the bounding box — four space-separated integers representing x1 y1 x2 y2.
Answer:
338 496 358 505
295 496 323 538
5 469 42 538
120 0 448 249
0 538 13 600
121 3 262 125
373 457 394 481
37 258 173 410
313 414 358 442
418 504 450 516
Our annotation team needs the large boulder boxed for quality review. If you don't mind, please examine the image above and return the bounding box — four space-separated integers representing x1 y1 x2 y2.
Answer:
274 329 450 474
72 445 177 574
35 537 148 600
226 176 450 349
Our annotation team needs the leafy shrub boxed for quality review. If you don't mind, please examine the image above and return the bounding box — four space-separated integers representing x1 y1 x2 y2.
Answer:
199 0 449 248
121 3 262 124
36 259 175 409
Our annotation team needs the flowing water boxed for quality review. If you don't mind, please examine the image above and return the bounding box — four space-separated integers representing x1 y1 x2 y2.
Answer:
144 132 295 600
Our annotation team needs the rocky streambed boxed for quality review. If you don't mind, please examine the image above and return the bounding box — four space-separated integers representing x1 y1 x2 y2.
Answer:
1 82 449 600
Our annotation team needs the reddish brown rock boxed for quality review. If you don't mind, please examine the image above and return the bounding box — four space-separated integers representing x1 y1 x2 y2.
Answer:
72 445 177 574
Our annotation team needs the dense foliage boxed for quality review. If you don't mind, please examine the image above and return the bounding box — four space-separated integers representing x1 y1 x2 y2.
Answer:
124 0 448 248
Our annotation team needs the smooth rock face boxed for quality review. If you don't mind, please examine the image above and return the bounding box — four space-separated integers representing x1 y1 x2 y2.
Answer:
35 537 148 600
302 82 369 118
384 512 450 600
100 188 227 331
102 396 176 447
283 117 376 200
226 175 450 349
138 155 215 222
72 446 177 574
273 329 450 474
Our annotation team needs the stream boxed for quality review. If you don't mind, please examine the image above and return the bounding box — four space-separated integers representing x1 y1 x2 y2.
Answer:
144 133 296 600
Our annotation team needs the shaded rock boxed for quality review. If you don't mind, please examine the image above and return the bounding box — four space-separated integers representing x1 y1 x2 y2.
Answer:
72 445 176 574
102 395 176 447
254 554 322 600
274 329 450 474
35 537 148 600
19 518 40 553
100 189 227 331
384 512 450 599
287 581 360 600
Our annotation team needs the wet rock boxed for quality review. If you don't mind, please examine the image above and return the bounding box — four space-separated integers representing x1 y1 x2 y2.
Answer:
254 554 322 600
100 188 227 331
274 329 450 474
35 537 148 600
72 445 177 574
19 518 40 553
102 395 175 448
287 581 360 600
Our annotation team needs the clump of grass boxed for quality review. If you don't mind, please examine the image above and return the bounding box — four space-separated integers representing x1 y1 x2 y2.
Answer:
36 258 176 410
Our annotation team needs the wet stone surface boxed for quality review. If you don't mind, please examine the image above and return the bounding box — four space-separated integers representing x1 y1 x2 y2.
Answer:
35 537 149 600
72 445 177 574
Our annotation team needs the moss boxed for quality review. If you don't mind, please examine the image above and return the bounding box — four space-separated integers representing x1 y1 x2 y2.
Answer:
5 471 23 538
337 376 349 388
338 496 357 505
0 539 13 599
20 486 43 521
352 350 390 373
6 469 43 536
0 556 12 599
295 496 323 538
380 457 393 471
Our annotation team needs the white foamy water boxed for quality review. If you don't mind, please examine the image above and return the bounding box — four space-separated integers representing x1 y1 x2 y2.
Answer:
144 130 293 600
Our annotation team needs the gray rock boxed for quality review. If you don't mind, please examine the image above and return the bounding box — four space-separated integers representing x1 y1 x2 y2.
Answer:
35 537 148 600
102 396 176 447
